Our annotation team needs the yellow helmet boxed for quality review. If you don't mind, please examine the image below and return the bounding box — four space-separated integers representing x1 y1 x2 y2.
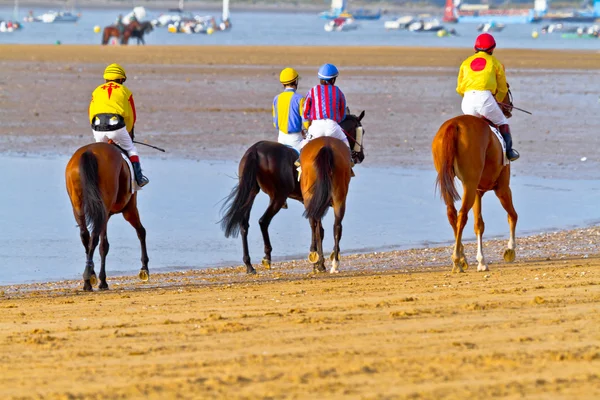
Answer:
279 67 299 85
103 63 127 81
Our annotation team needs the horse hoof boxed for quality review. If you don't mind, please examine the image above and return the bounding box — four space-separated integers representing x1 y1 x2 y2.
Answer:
247 267 257 275
261 258 271 269
98 283 109 291
477 264 489 272
329 252 336 261
503 249 516 263
138 270 149 282
308 252 320 264
83 282 93 292
461 259 469 271
89 274 98 287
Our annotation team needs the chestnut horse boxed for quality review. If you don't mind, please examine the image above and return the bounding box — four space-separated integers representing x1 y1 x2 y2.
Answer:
102 20 141 45
432 101 518 273
65 143 149 291
300 136 353 273
220 111 365 274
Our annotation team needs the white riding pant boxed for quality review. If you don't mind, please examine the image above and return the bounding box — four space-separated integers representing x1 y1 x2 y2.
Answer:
461 90 508 126
277 131 303 152
92 127 138 157
300 119 350 149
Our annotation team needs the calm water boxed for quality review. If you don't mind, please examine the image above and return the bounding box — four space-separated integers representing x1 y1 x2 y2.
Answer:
1 7 599 49
1 154 599 284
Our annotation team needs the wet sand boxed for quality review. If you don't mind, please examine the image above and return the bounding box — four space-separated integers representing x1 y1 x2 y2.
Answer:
1 45 600 178
1 248 599 399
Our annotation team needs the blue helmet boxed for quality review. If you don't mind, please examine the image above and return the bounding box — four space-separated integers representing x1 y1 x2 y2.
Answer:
318 63 339 81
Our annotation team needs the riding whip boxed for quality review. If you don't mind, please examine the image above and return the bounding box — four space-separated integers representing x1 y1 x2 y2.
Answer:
133 140 166 152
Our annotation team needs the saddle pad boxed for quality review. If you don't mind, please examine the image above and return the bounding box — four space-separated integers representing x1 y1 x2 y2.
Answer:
120 153 139 193
489 125 509 166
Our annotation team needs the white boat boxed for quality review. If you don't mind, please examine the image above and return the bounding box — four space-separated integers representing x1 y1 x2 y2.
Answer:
408 19 444 32
25 0 80 23
477 21 506 32
324 17 359 32
384 15 414 30
0 20 22 32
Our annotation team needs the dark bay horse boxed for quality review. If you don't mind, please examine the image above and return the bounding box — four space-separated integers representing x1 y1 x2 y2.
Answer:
130 21 154 45
300 136 353 274
102 20 141 45
432 95 517 273
65 143 149 291
220 111 365 274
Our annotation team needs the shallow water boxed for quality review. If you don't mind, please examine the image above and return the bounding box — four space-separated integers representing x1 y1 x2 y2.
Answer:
0 154 599 284
1 7 599 49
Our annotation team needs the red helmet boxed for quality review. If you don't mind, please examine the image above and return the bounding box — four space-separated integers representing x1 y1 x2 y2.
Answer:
474 33 496 53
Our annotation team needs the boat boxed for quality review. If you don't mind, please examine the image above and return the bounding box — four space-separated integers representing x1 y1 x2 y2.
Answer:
542 0 600 23
384 15 415 30
408 19 444 32
443 0 546 24
320 0 381 20
2 0 22 31
24 0 80 23
156 0 230 31
477 21 506 32
324 16 358 32
122 7 147 24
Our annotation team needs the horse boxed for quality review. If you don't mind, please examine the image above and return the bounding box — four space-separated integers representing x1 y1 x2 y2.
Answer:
220 111 365 274
130 21 154 45
101 20 141 45
431 90 517 273
300 135 353 274
65 142 150 291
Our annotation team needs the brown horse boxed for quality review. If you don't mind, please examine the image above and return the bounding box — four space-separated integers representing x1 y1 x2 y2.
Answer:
432 102 518 273
65 142 149 291
220 111 365 274
300 136 353 273
102 20 141 45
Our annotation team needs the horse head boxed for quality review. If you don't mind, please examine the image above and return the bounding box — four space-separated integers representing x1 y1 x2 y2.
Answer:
339 108 366 164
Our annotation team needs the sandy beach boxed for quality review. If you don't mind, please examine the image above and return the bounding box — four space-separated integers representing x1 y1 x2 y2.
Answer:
1 45 600 398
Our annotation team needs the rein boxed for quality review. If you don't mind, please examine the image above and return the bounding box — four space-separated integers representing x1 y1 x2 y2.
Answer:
341 121 365 151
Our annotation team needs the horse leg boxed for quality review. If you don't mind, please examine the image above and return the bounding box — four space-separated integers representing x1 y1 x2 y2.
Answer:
316 220 326 272
83 226 101 292
330 203 346 274
473 191 488 272
240 217 255 274
98 225 110 290
452 185 477 273
122 198 150 281
495 185 518 263
308 217 325 273
258 196 286 269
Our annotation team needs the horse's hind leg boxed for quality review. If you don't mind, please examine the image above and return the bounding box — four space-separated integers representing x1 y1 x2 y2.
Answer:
258 195 286 269
473 191 488 272
495 185 518 263
308 217 326 273
83 228 101 292
98 226 110 290
330 202 346 274
122 197 150 281
453 185 477 273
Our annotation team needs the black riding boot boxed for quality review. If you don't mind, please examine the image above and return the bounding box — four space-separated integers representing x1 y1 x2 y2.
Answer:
499 124 520 162
131 161 150 187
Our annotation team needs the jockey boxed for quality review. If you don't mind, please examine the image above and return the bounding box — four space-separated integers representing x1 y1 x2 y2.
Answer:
89 63 149 187
300 63 350 149
116 14 125 35
273 67 307 152
457 33 519 161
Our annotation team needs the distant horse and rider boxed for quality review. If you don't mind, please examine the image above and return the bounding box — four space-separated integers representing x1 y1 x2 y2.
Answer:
102 20 153 45
220 110 365 274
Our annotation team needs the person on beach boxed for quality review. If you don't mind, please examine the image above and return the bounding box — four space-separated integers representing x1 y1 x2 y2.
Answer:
272 67 307 152
456 33 520 161
300 63 350 150
89 63 149 187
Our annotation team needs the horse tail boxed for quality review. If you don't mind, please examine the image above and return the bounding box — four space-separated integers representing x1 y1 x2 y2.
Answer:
220 148 260 238
435 121 460 204
304 146 334 221
79 151 106 236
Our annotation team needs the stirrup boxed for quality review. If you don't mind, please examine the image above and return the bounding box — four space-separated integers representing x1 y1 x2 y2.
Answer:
136 176 150 187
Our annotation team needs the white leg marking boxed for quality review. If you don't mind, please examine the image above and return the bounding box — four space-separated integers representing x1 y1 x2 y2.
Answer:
330 258 340 274
476 233 488 272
